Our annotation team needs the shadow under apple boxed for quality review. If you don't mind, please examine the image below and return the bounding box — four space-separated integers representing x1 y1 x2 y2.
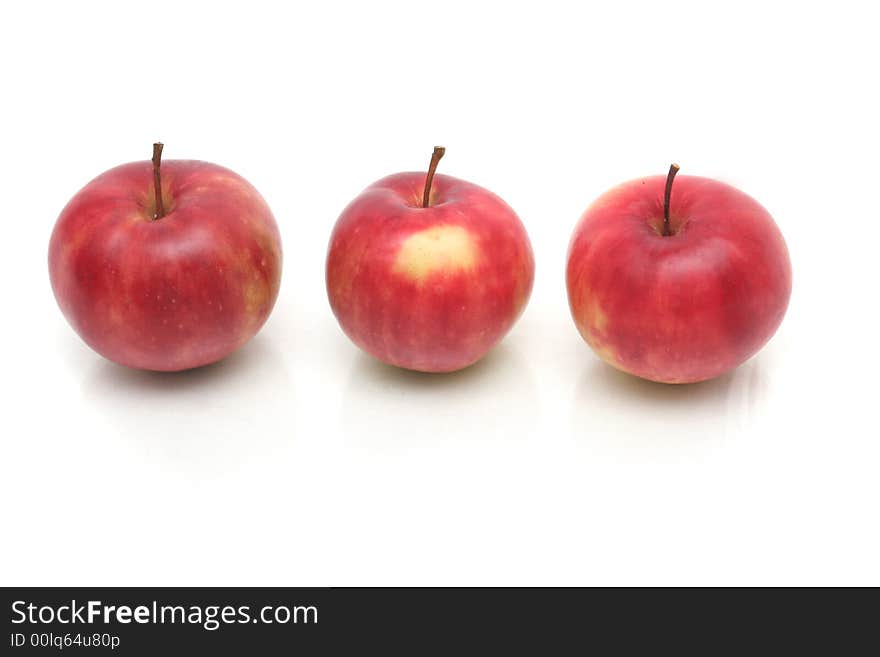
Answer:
341 342 538 452
571 355 767 461
82 336 295 477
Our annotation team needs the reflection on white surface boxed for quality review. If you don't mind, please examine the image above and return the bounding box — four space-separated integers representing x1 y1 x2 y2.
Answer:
341 344 538 451
82 337 295 477
571 357 767 461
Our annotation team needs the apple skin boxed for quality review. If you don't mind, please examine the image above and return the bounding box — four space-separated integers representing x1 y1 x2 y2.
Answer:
326 172 534 372
49 160 282 371
566 174 791 384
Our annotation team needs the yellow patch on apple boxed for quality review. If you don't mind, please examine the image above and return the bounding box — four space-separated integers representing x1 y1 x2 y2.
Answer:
393 225 477 283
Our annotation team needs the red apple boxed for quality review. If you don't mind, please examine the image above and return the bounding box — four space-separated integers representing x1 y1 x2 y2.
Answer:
566 165 791 383
326 147 534 372
49 144 282 371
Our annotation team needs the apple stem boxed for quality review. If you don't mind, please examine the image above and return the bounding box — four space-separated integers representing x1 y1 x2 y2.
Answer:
662 163 680 236
422 146 446 208
152 142 166 220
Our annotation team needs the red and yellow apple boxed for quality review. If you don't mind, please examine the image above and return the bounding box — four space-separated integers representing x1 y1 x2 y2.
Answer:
49 144 282 371
326 148 534 372
566 166 791 383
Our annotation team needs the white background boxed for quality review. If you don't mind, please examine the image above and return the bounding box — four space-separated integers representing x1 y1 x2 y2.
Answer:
1 1 878 586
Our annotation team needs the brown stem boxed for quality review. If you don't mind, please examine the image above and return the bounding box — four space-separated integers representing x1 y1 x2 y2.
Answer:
422 146 446 208
152 142 166 220
663 163 680 236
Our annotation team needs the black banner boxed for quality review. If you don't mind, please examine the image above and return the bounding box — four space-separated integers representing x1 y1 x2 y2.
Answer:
1 587 875 654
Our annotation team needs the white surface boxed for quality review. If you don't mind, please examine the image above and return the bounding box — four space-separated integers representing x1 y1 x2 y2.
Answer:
1 1 878 586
